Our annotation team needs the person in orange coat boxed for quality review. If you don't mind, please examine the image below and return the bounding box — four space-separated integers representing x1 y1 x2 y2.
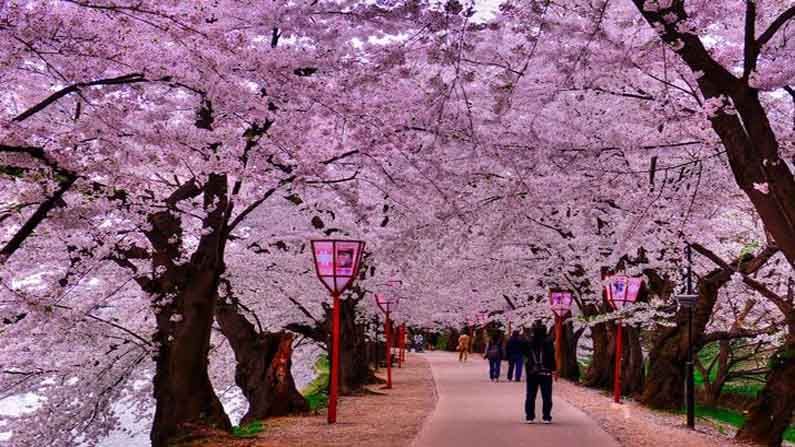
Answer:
457 333 471 362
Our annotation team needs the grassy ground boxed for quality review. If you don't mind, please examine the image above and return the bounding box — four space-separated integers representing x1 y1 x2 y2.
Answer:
692 405 795 443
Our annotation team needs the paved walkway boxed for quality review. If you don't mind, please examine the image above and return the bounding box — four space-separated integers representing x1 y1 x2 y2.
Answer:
413 352 620 447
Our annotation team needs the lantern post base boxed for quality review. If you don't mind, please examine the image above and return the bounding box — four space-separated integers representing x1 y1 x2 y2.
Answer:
614 322 623 404
385 312 392 389
328 293 341 424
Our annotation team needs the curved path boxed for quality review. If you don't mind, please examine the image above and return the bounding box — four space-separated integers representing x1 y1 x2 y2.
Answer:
413 352 620 447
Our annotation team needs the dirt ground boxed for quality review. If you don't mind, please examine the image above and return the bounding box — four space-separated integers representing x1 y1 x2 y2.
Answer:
555 380 754 447
194 355 436 447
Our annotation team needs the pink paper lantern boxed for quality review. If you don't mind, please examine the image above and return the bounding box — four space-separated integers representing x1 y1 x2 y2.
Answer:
549 290 573 318
311 239 365 295
605 275 643 310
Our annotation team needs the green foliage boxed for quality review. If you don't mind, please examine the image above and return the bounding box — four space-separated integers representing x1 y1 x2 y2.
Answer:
721 382 764 398
695 405 745 427
435 334 449 350
738 241 760 258
231 420 264 438
301 355 330 411
0 165 26 178
578 355 592 373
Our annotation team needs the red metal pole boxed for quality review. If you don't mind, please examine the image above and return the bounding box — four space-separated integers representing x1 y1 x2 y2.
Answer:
385 311 392 389
555 316 563 378
328 293 341 424
614 322 623 403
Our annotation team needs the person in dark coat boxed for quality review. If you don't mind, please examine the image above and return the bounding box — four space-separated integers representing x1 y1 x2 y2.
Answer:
505 330 525 382
484 334 504 382
523 321 557 424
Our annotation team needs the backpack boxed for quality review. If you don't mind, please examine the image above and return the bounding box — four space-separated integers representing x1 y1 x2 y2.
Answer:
526 346 548 375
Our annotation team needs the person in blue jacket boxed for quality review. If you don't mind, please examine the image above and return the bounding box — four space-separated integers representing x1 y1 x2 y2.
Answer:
484 334 504 382
505 330 525 382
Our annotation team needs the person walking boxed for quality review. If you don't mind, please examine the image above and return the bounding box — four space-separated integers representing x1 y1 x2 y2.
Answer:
484 334 504 382
413 333 425 352
523 321 557 424
457 333 471 362
505 330 524 382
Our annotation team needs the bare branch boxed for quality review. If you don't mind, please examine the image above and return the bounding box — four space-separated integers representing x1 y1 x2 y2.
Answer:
757 6 795 48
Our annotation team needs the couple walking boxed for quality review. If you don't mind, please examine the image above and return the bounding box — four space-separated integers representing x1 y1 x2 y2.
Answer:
483 322 557 424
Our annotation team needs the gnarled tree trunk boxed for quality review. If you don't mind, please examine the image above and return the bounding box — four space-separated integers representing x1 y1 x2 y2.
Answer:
583 321 644 394
338 297 378 394
148 175 232 447
583 322 612 389
559 323 582 382
618 325 645 397
641 268 725 409
151 266 231 447
641 246 776 410
736 338 795 446
286 295 377 395
215 297 308 424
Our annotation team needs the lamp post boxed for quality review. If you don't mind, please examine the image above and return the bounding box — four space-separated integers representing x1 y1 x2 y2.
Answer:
605 274 643 403
375 292 399 389
310 239 365 424
549 289 573 379
675 243 698 429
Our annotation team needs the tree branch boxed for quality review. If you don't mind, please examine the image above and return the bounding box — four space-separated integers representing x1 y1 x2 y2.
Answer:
757 6 795 48
13 73 148 122
227 175 296 232
744 0 758 78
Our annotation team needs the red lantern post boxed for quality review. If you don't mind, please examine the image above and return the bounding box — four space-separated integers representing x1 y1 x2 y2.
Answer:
310 240 365 424
605 275 643 403
375 292 400 389
549 289 573 380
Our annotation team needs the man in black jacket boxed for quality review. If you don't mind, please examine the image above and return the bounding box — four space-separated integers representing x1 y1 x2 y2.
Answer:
523 321 557 424
505 330 525 382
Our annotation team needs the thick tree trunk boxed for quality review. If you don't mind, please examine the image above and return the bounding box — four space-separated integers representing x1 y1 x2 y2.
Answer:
702 380 726 408
583 322 612 389
215 298 308 424
736 338 795 446
640 268 726 409
150 267 231 447
559 323 582 382
149 174 232 446
583 321 644 394
619 325 645 396
338 298 378 394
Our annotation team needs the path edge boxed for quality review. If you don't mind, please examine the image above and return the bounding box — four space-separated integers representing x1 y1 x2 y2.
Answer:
409 353 440 447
